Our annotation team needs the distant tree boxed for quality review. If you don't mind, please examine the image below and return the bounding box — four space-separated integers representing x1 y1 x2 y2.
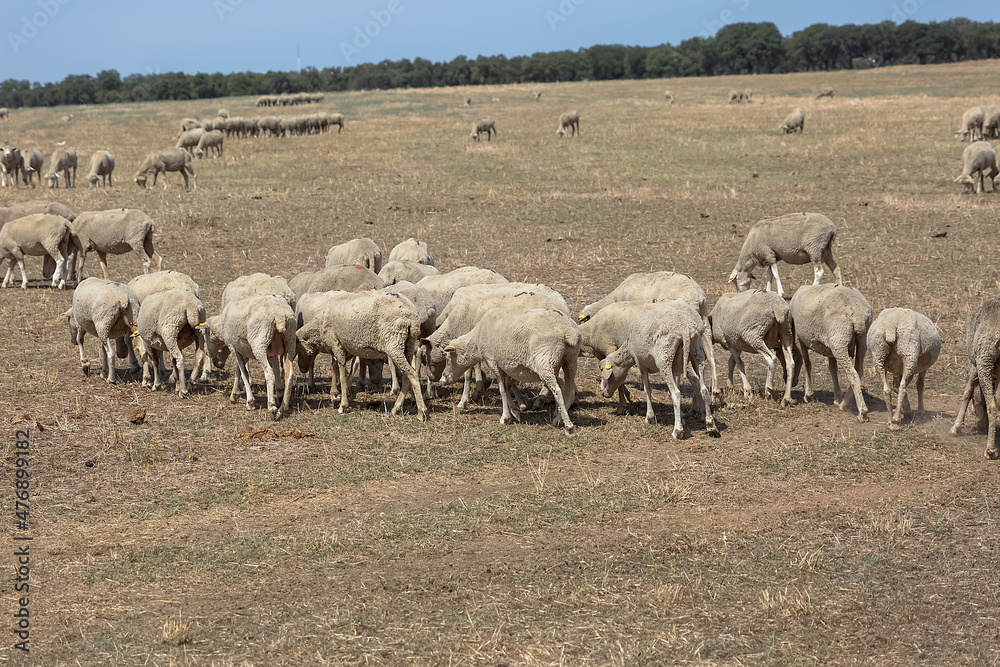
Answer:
715 22 785 74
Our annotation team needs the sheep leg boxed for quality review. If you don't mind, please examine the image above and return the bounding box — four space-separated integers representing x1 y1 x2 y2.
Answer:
76 331 89 375
539 370 576 436
497 373 516 425
150 348 164 391
388 358 400 397
951 364 979 435
2 259 15 287
726 353 737 390
770 264 785 297
48 248 65 289
915 371 927 419
828 356 845 407
685 357 719 437
15 256 28 289
800 344 814 402
228 350 243 403
777 335 795 407
279 352 294 417
472 364 486 401
614 385 633 415
101 338 116 383
456 369 473 411
329 357 341 401
978 359 1000 459
336 353 353 414
96 251 110 281
169 341 188 397
236 354 255 411
387 350 427 421
813 263 824 284
702 330 720 398
731 349 752 398
756 343 781 400
639 367 657 426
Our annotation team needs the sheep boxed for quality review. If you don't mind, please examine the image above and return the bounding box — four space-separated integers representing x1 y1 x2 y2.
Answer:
954 141 998 194
22 149 43 185
295 290 429 420
70 208 163 280
867 308 941 430
728 90 741 103
743 89 753 103
128 270 201 303
379 260 440 285
217 108 230 119
556 110 580 138
43 147 77 188
416 266 509 317
579 299 699 415
86 150 115 188
193 130 224 159
289 264 384 301
577 270 718 396
221 273 295 310
327 113 345 133
789 284 873 422
211 294 296 419
65 277 140 383
378 280 438 393
0 200 75 227
0 213 71 289
325 237 382 274
175 127 205 155
982 105 1000 139
133 148 196 190
388 238 434 266
708 290 796 406
951 299 1000 459
779 108 805 134
470 118 497 142
0 108 7 119
815 86 834 99
441 307 579 436
1 145 24 187
728 212 842 298
176 118 201 136
664 90 674 104
598 304 719 439
464 97 472 107
131 289 207 396
534 92 542 102
957 106 985 142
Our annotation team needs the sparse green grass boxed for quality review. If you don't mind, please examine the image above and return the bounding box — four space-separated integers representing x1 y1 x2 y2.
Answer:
2 61 1000 665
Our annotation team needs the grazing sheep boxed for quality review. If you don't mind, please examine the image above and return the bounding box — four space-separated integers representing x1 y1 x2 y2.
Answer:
221 273 295 310
212 294 296 418
1 145 24 187
951 299 1000 458
217 108 230 119
71 208 163 279
128 270 201 303
867 308 941 430
728 212 842 298
325 237 382 274
388 238 434 266
22 149 43 185
598 304 719 439
708 290 796 406
957 106 985 142
176 118 201 135
379 259 440 285
289 265 384 301
577 270 718 396
327 112 345 133
728 90 741 103
664 90 674 104
379 280 438 395
295 290 429 420
556 110 580 138
534 92 542 102
131 289 207 396
982 105 1000 139
193 130 224 159
65 277 140 383
789 284 873 422
43 147 77 188
133 148 196 190
579 299 697 415
416 266 509 315
464 97 472 107
86 150 115 188
175 128 205 155
779 108 805 134
955 141 998 193
743 89 753 103
0 213 71 289
442 307 579 436
815 86 834 99
470 117 497 142
0 200 75 227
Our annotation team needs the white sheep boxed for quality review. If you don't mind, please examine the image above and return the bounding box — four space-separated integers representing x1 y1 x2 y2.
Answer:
324 237 383 274
982 105 1000 139
295 290 429 420
598 303 719 439
416 266 508 313
950 299 1000 458
664 90 674 104
221 273 295 310
22 149 43 185
867 307 941 430
954 141 998 193
957 106 985 142
71 208 163 279
86 150 115 188
131 289 207 396
728 90 741 103
0 213 71 289
708 290 796 406
556 110 580 138
379 280 438 395
441 307 579 436
128 270 201 303
1 145 24 187
176 118 201 136
815 86 834 99
778 108 805 134
65 277 140 383
212 294 296 419
470 117 497 142
289 264 384 301
0 200 76 227
378 260 440 285
133 148 196 190
789 284 873 422
728 212 842 298
388 238 434 266
577 271 718 396
193 130 224 159
43 147 77 188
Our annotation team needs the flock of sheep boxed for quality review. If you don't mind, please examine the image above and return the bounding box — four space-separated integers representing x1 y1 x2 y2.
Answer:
952 103 1000 192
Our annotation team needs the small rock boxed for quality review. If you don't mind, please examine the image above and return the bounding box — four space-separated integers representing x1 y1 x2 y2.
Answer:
129 407 146 425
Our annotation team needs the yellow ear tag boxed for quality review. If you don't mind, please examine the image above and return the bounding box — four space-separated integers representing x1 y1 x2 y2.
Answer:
444 344 456 352
604 364 611 370
728 274 736 281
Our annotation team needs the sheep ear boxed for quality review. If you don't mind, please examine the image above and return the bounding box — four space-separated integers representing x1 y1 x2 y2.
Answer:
600 363 613 380
444 344 456 352
727 274 736 282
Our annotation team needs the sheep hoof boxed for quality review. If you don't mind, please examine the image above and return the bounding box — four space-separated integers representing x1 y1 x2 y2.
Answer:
706 425 721 438
178 390 190 398
563 425 578 437
671 428 683 439
245 402 254 412
268 406 279 420
645 416 656 425
81 362 90 376
857 411 869 423
780 397 793 408
803 392 814 403
986 448 1000 460
500 415 515 425
338 405 348 415
889 421 902 432
950 425 962 436
418 410 428 423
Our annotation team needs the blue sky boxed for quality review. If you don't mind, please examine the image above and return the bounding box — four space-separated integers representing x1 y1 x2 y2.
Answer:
1 0 992 84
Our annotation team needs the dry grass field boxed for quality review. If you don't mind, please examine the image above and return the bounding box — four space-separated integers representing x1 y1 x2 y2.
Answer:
2 60 1000 665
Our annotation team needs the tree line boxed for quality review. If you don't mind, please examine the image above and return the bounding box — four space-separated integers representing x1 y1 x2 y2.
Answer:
2 18 998 108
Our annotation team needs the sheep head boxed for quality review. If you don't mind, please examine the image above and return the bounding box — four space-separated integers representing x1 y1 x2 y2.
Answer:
729 270 754 292
598 348 632 398
134 175 148 188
